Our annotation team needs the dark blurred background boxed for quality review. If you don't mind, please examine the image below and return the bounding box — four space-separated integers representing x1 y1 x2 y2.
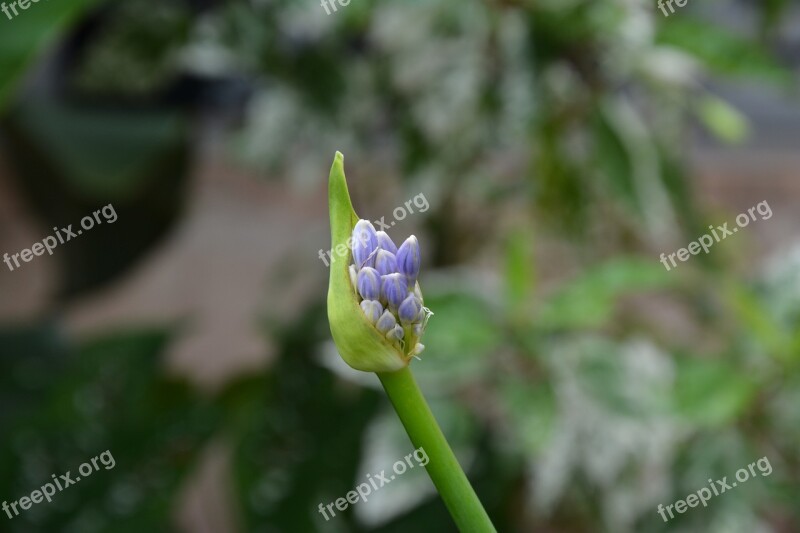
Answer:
1 0 799 532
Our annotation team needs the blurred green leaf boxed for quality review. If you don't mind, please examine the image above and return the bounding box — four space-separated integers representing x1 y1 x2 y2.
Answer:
0 0 103 109
414 291 501 388
724 282 794 363
657 19 792 85
537 257 675 329
505 230 535 314
758 0 792 37
501 379 556 454
592 105 637 214
696 96 749 144
674 357 757 427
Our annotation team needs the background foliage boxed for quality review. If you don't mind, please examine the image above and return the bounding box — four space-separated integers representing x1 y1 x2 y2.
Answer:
1 0 798 532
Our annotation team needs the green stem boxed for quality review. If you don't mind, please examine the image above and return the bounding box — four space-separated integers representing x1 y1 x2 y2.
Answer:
377 366 496 533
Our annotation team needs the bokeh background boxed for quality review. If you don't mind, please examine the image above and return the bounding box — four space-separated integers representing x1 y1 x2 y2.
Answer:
1 0 799 532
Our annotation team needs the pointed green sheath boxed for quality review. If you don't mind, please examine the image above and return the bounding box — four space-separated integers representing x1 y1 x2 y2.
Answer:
327 152 407 373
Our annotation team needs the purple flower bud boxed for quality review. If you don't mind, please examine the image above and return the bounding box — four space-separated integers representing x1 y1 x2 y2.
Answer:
357 267 381 300
398 294 422 325
376 231 398 254
387 324 404 341
396 235 421 281
375 249 398 276
375 310 397 334
382 273 408 309
352 219 379 269
360 300 383 324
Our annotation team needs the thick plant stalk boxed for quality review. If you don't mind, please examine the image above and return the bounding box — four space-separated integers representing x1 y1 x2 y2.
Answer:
378 366 497 533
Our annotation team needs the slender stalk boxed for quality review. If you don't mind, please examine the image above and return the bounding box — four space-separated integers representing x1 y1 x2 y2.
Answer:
377 366 496 533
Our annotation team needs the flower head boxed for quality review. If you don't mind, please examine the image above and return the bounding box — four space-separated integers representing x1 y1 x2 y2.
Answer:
327 153 432 373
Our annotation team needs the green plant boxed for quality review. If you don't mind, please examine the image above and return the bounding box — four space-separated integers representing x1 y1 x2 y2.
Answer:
327 152 496 532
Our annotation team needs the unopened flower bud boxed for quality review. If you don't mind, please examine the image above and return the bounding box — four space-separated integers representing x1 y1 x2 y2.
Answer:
396 235 421 281
326 152 432 372
352 219 378 269
357 267 381 300
375 249 398 276
360 300 383 324
412 343 425 356
387 324 404 341
376 310 397 334
376 231 398 254
398 294 422 325
382 273 408 310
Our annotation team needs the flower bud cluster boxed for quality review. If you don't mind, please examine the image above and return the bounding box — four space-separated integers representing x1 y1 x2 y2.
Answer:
350 219 429 357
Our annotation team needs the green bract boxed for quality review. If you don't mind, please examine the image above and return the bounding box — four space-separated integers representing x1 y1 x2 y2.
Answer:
327 152 408 373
